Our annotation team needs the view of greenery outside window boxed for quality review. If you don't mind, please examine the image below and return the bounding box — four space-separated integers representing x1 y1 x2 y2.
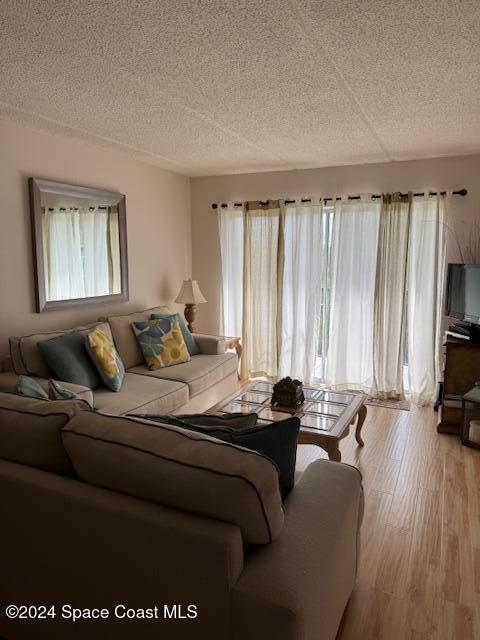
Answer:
314 207 333 382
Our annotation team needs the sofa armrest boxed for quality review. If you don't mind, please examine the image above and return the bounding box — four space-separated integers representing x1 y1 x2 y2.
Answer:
193 334 227 355
232 459 363 640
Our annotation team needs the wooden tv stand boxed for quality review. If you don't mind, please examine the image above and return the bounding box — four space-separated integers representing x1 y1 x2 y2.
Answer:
437 338 480 434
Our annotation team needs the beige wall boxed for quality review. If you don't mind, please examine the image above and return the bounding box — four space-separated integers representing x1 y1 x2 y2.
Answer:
2 116 479 357
0 119 191 356
191 155 480 333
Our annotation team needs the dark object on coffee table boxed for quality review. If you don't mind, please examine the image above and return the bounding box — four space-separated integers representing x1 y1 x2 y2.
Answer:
271 377 305 410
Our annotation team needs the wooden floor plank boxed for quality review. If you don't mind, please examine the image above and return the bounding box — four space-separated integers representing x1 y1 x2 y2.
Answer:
295 403 480 639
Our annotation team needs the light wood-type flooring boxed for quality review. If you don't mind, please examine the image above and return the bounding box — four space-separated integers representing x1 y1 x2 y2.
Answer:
295 404 480 639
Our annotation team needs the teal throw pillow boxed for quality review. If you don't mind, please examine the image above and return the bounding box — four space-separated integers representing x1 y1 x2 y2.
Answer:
150 313 200 356
38 332 101 390
16 375 49 400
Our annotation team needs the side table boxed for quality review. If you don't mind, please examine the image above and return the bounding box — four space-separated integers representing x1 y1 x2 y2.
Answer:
223 336 242 360
222 336 242 379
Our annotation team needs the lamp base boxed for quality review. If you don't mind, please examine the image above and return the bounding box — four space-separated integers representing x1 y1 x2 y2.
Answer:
184 304 197 333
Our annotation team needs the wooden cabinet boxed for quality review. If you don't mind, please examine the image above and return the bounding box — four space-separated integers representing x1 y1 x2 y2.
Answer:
438 339 480 434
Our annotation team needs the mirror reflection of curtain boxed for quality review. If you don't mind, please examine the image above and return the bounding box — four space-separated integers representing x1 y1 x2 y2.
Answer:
82 210 109 297
108 208 121 294
43 207 120 301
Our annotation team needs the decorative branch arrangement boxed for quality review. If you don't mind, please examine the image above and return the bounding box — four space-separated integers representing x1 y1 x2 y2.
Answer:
448 220 480 264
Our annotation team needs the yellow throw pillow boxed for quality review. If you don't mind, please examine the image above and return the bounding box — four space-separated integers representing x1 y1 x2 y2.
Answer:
85 327 125 391
131 319 191 370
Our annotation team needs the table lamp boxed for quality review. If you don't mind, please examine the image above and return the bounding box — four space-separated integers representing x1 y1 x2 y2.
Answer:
175 279 207 332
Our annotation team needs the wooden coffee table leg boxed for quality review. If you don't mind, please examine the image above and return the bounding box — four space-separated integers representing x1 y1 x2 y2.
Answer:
327 441 342 462
355 405 367 447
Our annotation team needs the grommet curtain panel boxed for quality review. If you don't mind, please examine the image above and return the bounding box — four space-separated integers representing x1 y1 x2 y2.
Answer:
217 204 244 338
372 193 412 399
407 196 446 404
278 203 324 382
325 199 381 392
241 201 281 380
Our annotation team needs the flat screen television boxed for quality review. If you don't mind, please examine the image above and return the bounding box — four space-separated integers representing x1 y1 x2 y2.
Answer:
446 264 480 325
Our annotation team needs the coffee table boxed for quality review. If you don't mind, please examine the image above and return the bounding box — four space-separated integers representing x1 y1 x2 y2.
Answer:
209 380 367 462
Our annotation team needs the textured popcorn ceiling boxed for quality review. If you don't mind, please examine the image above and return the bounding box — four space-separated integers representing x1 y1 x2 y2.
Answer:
1 0 479 176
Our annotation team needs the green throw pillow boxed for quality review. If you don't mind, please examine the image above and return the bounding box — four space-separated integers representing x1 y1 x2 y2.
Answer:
38 332 101 390
16 375 49 400
150 313 200 356
185 417 300 498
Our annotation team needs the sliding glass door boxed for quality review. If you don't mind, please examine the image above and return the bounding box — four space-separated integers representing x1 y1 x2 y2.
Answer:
314 207 333 382
217 195 446 404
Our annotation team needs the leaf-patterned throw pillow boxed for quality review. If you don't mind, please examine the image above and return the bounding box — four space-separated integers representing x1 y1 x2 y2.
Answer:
85 326 125 392
131 319 191 370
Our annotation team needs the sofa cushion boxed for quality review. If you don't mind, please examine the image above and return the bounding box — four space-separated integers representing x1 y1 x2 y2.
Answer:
9 322 105 378
128 352 238 398
0 372 95 409
62 412 284 545
0 392 89 475
92 372 188 416
148 414 300 498
107 306 171 370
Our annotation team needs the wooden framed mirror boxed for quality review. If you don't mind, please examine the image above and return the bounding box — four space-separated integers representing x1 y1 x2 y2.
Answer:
29 178 129 312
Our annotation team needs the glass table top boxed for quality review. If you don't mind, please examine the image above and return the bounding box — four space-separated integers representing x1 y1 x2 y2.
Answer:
220 382 359 433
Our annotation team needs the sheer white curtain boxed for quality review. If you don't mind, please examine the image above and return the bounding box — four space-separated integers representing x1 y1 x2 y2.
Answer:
216 192 447 405
241 201 281 380
82 210 109 297
407 195 446 404
43 207 117 301
325 198 381 391
108 208 121 294
217 204 244 337
44 209 85 301
279 202 323 383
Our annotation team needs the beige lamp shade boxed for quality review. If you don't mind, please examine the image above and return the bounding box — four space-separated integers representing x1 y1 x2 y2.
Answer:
175 280 207 304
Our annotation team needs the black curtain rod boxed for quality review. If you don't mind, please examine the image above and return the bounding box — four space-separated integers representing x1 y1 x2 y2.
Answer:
211 188 467 209
211 202 243 209
44 206 109 211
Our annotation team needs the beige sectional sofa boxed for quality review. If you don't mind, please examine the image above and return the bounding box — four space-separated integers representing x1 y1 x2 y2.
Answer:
0 392 364 640
1 305 239 415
